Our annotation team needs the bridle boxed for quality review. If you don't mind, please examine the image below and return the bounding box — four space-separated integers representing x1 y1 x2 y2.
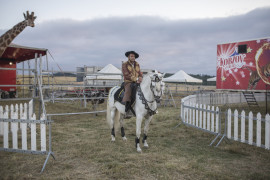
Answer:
137 74 164 116
150 74 163 102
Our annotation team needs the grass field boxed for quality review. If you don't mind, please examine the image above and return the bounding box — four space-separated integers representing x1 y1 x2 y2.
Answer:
0 100 270 180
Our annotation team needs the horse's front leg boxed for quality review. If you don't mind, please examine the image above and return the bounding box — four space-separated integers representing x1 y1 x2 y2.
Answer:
119 114 127 141
135 115 143 152
143 115 153 148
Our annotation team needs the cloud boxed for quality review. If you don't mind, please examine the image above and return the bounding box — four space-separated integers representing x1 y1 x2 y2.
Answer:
1 7 270 75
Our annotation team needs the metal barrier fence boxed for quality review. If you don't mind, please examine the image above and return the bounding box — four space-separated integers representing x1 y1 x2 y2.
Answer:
196 92 267 105
181 95 270 150
0 100 54 173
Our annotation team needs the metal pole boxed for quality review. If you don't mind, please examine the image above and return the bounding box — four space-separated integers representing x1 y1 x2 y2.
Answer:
46 52 49 87
22 61 25 98
40 116 55 173
39 54 42 118
266 84 268 114
39 54 43 87
52 67 55 103
49 116 52 153
28 60 31 97
33 53 38 113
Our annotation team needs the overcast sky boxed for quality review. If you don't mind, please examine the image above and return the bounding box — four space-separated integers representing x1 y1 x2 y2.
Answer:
1 0 270 75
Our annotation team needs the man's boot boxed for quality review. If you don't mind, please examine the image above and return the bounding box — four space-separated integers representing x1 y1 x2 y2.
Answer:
125 101 130 112
124 101 132 118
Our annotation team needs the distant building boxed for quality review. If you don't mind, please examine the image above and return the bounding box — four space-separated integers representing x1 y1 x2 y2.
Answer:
76 65 103 82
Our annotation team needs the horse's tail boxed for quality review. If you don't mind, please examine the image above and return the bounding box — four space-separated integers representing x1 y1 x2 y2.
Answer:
106 87 120 129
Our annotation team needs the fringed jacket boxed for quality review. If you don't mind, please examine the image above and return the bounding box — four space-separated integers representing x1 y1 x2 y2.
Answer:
122 60 143 83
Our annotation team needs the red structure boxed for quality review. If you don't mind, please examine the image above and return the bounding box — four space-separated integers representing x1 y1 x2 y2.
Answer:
216 37 270 91
0 43 47 97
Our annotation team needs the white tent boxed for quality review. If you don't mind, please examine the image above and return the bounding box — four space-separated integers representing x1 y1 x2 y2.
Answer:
86 64 122 80
163 70 202 83
85 64 122 86
207 77 216 82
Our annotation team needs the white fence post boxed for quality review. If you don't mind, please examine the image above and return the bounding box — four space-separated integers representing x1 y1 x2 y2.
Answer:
40 113 46 151
3 105 9 148
189 104 192 124
0 106 3 136
196 104 199 127
203 104 206 129
21 103 28 150
29 99 33 119
227 109 231 139
11 104 19 149
256 113 261 147
199 104 202 128
216 107 219 133
207 105 210 131
234 109 238 141
31 114 37 151
211 106 215 132
192 103 195 125
19 103 23 130
248 111 253 145
265 114 270 150
241 110 245 143
186 104 189 124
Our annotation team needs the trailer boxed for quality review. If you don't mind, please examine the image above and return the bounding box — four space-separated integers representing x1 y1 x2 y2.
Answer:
0 43 47 98
216 37 270 91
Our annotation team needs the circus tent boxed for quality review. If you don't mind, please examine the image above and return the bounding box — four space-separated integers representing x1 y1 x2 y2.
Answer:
163 70 202 83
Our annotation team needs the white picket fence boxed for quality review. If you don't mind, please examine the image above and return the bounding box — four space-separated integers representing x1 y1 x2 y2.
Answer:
181 95 270 150
226 109 270 149
0 99 54 172
181 95 220 135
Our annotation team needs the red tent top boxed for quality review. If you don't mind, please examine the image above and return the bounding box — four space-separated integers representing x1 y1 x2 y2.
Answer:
0 43 47 63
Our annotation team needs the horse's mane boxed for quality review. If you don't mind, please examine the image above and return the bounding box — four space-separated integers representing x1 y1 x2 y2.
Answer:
141 72 153 84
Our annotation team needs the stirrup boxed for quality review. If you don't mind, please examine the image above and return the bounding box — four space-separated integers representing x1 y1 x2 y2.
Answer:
123 110 133 119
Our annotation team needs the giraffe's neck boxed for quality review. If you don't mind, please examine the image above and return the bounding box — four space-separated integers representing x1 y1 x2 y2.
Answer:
0 20 28 57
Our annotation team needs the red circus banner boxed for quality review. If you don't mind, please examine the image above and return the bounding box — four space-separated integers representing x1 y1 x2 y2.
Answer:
216 38 270 91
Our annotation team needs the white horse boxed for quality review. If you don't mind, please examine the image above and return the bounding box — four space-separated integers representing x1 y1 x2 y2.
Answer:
107 71 164 152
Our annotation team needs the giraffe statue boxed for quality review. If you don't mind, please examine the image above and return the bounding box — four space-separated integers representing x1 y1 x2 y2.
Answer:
0 11 37 57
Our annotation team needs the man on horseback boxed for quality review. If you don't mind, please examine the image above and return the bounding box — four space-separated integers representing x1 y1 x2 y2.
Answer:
122 51 143 114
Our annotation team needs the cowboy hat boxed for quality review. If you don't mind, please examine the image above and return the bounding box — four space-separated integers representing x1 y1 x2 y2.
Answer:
125 51 139 59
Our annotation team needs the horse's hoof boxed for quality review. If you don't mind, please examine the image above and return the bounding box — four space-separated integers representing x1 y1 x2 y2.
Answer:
137 148 142 153
122 136 127 141
111 135 115 142
136 144 142 153
144 142 149 148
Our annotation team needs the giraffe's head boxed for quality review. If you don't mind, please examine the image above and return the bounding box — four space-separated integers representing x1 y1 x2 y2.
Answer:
23 11 37 27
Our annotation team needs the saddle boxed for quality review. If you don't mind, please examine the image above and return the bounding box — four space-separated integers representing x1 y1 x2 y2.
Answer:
114 82 138 106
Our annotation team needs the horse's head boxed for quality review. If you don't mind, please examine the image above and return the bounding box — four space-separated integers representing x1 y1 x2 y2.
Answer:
149 70 165 102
